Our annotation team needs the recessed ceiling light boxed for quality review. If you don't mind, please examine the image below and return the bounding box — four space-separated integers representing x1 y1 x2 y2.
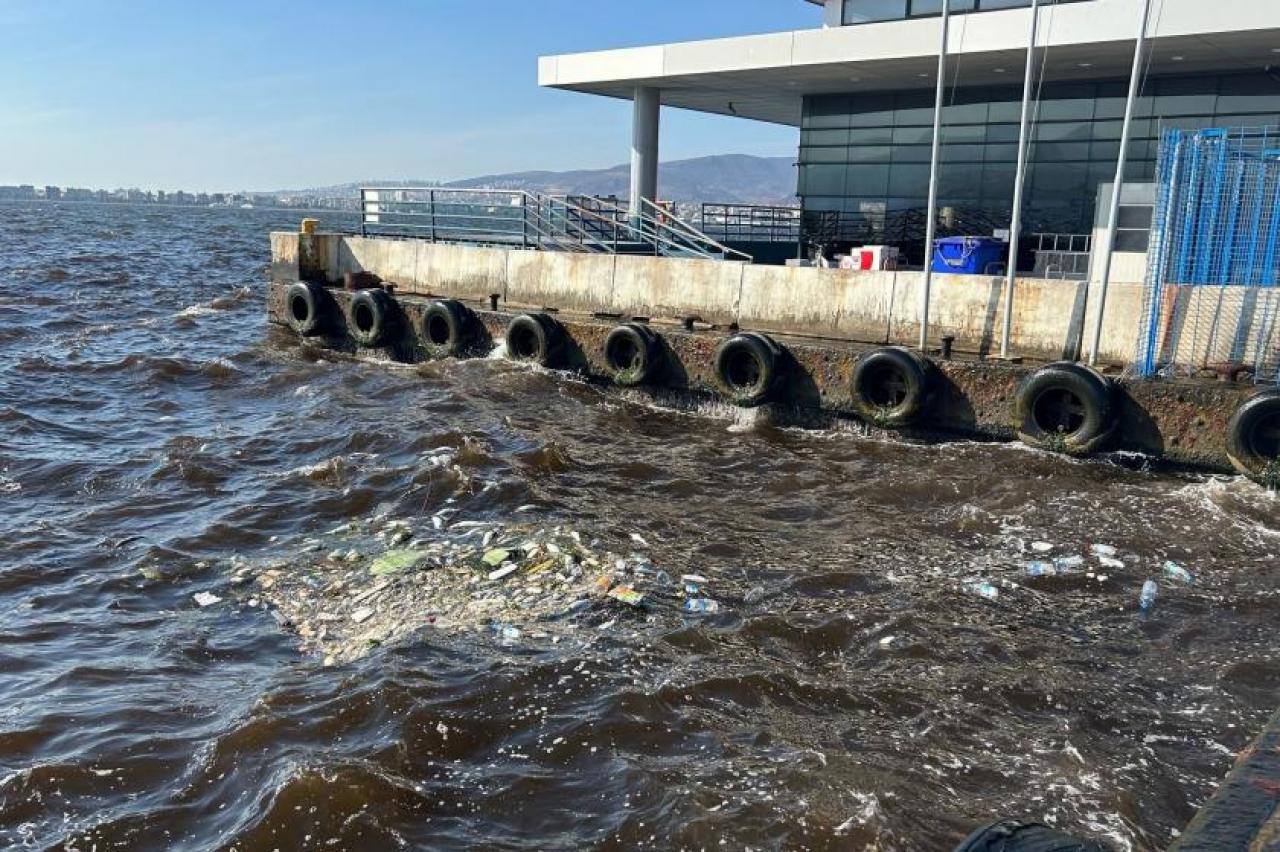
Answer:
1078 62 1093 68
918 72 930 78
1171 55 1185 61
994 68 1006 73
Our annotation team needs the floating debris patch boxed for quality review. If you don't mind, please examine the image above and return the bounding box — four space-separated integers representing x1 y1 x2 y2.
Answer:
230 510 711 664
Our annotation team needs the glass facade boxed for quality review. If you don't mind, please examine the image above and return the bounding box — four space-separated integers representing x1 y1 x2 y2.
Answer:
798 72 1280 259
842 0 1087 25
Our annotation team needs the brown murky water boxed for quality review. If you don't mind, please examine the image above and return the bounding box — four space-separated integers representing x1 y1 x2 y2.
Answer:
2 202 1278 851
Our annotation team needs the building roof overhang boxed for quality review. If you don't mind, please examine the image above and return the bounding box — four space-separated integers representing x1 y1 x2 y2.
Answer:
539 0 1280 126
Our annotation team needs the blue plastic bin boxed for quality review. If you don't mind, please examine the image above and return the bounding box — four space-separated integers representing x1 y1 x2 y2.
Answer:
931 236 1007 275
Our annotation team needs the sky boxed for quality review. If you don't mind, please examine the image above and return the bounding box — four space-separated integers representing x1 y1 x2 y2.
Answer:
0 0 808 192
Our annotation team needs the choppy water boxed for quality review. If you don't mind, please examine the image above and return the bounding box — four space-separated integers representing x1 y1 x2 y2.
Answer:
2 202 1278 851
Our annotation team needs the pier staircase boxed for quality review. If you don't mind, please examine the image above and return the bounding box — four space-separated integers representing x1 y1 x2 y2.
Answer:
359 187 750 262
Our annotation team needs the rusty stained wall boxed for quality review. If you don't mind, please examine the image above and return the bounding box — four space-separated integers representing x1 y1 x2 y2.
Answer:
266 282 1251 474
270 232 1135 363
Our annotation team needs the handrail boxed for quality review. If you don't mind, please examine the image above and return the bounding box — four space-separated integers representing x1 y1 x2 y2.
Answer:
358 186 752 262
640 198 752 261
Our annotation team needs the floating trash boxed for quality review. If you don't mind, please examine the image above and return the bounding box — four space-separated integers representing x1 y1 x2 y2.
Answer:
1139 580 1159 612
487 564 518 581
483 548 512 567
225 509 701 663
1026 561 1056 578
1163 561 1194 584
968 581 999 601
607 585 646 607
1053 555 1085 571
1090 544 1118 559
192 591 222 608
1030 541 1054 554
682 574 707 595
683 598 720 614
369 549 427 577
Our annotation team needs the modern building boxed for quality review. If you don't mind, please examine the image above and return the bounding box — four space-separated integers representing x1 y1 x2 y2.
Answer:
540 0 1280 263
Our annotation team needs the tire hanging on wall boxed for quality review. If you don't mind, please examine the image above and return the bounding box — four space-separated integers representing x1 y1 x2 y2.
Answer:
604 322 662 387
420 299 475 358
850 346 932 428
1013 361 1116 455
285 281 328 337
348 288 395 348
714 332 781 407
1225 388 1280 485
505 313 563 368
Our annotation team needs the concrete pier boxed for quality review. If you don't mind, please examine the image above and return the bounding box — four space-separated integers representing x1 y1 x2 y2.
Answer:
266 230 1264 477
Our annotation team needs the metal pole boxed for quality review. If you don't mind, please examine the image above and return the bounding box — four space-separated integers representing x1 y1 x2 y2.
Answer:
1088 0 1153 365
1000 0 1041 359
919 1 951 353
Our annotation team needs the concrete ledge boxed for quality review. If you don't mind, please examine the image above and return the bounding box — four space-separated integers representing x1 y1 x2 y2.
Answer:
1085 281 1147 365
737 266 893 342
506 250 617 313
417 243 508 300
610 254 743 324
273 233 1273 371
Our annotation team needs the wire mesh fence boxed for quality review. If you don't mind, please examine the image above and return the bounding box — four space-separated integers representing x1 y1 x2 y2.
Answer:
1135 126 1280 382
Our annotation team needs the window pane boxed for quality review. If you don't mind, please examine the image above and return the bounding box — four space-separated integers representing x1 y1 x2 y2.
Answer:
797 70 1279 247
843 0 909 23
908 0 977 16
978 0 1029 8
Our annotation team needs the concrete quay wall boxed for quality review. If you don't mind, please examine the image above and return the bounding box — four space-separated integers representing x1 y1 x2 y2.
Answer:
265 280 1250 475
277 232 1144 364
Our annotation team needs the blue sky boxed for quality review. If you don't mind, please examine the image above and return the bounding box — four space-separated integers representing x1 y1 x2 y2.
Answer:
0 0 807 192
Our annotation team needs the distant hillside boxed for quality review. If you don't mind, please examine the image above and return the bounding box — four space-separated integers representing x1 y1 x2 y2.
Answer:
274 155 797 206
448 155 796 205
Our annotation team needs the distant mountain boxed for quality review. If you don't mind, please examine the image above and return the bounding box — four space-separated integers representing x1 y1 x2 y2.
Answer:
447 155 797 205
273 155 797 206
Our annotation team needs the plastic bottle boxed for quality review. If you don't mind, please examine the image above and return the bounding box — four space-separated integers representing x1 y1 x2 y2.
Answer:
1163 561 1193 584
1053 555 1085 571
683 598 720 614
968 581 999 601
1139 580 1158 612
1026 561 1057 578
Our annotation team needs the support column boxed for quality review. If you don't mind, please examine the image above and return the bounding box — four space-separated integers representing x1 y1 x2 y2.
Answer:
630 86 660 223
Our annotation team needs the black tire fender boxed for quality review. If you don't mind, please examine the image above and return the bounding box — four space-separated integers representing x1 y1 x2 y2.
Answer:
714 332 781 407
505 313 562 367
285 281 328 337
1226 388 1280 485
348 288 395 348
851 346 931 428
1013 362 1116 455
604 322 661 387
420 299 475 358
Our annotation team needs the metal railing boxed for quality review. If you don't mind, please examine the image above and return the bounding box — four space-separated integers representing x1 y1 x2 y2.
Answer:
1033 232 1092 254
359 187 750 261
700 203 802 243
1031 232 1093 280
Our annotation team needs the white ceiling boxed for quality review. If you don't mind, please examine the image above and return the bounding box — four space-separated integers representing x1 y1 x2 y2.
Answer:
541 1 1280 125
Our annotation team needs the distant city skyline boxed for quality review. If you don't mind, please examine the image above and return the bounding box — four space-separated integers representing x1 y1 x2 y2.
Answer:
0 1 802 192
